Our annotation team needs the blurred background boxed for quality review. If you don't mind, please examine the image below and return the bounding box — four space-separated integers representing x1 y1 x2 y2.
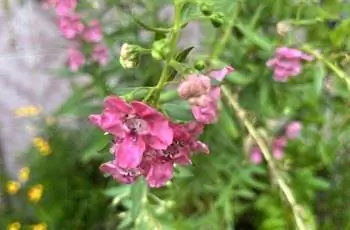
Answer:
1 0 350 229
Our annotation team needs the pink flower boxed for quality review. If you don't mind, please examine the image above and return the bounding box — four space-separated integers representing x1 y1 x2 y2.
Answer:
89 96 173 168
68 47 85 71
100 160 142 184
92 44 109 66
55 0 77 16
191 66 234 124
58 14 84 39
285 121 302 139
82 20 103 43
250 146 262 164
272 136 287 160
267 47 313 82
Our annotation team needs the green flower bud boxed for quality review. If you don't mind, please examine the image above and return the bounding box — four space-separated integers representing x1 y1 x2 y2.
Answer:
152 39 171 60
119 43 140 69
200 2 213 16
210 12 224 28
194 60 206 70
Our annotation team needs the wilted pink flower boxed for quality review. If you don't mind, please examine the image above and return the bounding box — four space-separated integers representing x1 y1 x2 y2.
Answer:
192 66 234 124
178 74 211 100
250 146 263 164
100 160 142 184
267 47 313 82
68 47 85 71
89 96 173 168
92 44 109 66
285 121 302 139
58 14 84 39
82 20 103 43
56 0 77 16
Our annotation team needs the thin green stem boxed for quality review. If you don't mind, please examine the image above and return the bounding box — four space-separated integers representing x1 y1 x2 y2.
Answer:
222 87 307 230
302 45 350 91
144 2 184 105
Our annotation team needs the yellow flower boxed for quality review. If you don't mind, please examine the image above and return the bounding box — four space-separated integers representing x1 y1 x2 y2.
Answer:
32 137 51 156
7 222 21 230
6 181 20 195
19 167 30 182
31 223 47 230
14 105 41 117
28 184 44 203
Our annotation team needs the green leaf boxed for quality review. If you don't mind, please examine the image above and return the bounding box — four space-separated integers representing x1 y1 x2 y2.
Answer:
225 71 256 85
131 178 147 221
163 101 194 122
82 133 111 162
104 185 130 197
235 23 273 51
131 15 170 33
113 87 151 100
168 46 195 81
314 62 326 96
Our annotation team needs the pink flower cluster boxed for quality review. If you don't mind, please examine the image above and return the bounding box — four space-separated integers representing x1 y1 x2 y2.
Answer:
266 47 313 82
44 0 109 71
89 96 209 188
178 66 234 124
250 121 302 164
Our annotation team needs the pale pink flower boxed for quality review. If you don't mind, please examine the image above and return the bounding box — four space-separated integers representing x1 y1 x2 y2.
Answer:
250 146 262 164
272 136 287 160
178 74 211 100
68 47 85 71
192 66 234 124
92 43 109 66
82 20 103 43
58 14 84 39
100 160 142 184
56 0 77 16
285 121 302 139
89 96 173 168
267 47 313 82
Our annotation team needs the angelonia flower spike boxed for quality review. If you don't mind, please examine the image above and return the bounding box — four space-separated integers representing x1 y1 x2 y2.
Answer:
250 121 303 164
89 96 209 188
44 0 109 71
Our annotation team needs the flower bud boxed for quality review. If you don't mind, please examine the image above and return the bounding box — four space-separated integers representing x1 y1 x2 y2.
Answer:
200 2 213 16
119 43 140 69
210 12 224 28
276 21 292 36
194 60 206 71
178 74 211 100
151 39 170 60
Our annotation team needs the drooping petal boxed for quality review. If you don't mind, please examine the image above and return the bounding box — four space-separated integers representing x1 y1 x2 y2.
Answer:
146 162 174 188
115 135 145 168
104 96 132 114
208 66 234 81
99 161 117 175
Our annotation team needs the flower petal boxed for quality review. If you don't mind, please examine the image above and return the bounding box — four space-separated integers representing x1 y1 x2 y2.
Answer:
104 96 132 114
115 135 145 168
146 162 174 188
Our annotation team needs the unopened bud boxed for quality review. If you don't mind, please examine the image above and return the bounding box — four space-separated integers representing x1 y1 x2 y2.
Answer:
178 74 211 100
151 39 170 60
119 43 140 69
210 12 224 28
276 21 292 36
194 60 206 70
200 2 213 16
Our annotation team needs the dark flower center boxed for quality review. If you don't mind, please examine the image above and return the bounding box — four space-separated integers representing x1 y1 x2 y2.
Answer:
125 117 148 134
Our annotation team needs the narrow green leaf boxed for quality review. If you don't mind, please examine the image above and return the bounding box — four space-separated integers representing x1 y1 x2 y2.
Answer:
131 178 147 221
225 71 256 85
314 62 326 96
82 133 111 162
163 101 194 122
132 15 170 33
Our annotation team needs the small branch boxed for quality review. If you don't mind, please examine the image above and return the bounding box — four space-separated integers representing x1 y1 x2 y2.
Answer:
222 86 306 230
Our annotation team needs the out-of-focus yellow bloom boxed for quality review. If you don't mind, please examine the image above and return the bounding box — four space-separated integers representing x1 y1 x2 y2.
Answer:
31 223 47 230
19 167 30 182
6 181 20 195
32 137 51 156
28 184 44 203
7 222 21 230
14 105 42 117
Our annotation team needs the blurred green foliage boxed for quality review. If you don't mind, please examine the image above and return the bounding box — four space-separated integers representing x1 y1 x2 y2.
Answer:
2 0 350 229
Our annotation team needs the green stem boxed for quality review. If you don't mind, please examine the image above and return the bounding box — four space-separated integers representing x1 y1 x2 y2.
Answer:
302 45 350 91
222 87 307 230
144 2 184 105
211 1 240 59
